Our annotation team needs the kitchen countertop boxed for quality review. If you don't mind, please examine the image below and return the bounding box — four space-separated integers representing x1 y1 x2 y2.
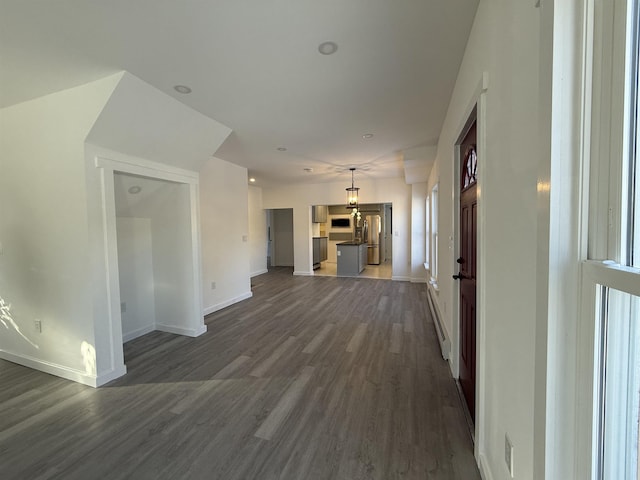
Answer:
337 241 367 246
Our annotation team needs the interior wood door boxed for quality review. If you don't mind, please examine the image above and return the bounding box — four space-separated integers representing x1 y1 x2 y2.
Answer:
456 120 477 422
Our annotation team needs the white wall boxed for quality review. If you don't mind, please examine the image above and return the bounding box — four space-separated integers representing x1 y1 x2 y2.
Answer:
427 1 541 478
200 157 252 315
0 70 249 386
86 73 231 172
116 217 156 341
114 171 217 339
262 177 412 279
148 182 197 333
248 186 268 277
83 73 234 382
0 75 121 385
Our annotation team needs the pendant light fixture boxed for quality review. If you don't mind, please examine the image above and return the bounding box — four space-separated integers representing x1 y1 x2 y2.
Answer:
346 167 361 219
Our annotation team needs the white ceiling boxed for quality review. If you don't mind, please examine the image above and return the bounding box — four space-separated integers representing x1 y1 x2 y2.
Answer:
0 0 478 187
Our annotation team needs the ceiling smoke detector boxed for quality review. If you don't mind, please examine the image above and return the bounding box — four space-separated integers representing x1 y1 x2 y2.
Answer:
277 147 287 151
362 133 374 139
128 186 142 194
173 85 192 94
318 41 338 55
304 168 313 173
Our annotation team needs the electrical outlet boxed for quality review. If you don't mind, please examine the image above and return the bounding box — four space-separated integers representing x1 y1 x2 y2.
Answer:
505 434 514 477
242 235 248 242
34 319 42 333
211 282 216 290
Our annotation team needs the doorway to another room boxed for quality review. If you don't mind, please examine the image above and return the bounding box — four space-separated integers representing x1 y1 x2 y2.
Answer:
312 203 392 279
113 173 200 351
266 209 294 269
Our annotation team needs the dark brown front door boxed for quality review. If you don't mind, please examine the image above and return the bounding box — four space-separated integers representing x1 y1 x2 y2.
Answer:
457 120 477 422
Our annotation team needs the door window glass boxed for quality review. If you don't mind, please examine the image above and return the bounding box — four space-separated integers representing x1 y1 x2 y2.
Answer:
461 144 477 189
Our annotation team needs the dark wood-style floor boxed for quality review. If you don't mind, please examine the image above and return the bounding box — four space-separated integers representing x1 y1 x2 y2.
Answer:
0 268 481 480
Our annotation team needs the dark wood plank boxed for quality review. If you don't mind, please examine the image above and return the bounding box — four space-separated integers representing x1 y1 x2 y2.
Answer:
0 267 480 479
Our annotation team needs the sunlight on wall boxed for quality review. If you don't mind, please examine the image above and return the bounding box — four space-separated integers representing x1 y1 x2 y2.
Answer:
0 296 39 349
80 341 96 376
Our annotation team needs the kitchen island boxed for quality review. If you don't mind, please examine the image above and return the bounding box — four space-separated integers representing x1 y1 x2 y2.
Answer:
336 241 368 277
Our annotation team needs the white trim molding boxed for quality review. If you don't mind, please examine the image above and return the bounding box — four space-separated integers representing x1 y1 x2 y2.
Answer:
122 325 155 343
203 291 253 316
250 269 269 278
90 144 206 386
156 323 207 338
0 349 127 388
293 270 314 276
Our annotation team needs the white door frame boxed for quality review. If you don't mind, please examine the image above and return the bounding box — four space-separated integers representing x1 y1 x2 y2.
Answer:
451 73 489 465
91 146 204 385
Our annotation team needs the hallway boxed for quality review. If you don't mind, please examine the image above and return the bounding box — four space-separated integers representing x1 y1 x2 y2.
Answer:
0 269 479 479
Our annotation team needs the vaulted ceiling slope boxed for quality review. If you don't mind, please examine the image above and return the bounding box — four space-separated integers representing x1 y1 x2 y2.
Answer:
0 0 479 186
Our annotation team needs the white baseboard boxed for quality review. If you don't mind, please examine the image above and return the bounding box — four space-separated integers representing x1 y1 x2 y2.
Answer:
250 269 268 278
203 291 253 316
156 323 207 338
478 453 495 480
293 270 314 276
96 364 128 387
122 324 155 343
392 275 411 281
410 277 428 284
0 349 126 388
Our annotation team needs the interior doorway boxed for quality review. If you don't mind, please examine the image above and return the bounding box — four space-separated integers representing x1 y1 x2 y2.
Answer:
94 153 206 383
455 111 478 423
268 208 294 267
312 203 392 279
113 173 197 346
383 204 393 262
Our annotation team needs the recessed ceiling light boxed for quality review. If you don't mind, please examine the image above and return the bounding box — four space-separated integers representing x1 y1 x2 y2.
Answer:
304 168 313 173
174 85 192 94
128 186 142 194
363 133 374 139
318 41 338 55
277 147 287 151
249 178 256 183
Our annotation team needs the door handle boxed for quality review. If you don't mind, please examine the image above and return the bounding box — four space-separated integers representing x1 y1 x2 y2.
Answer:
456 257 464 264
453 272 465 280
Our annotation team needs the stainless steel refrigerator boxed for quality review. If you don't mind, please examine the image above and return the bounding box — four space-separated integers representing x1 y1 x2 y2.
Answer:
365 215 381 264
